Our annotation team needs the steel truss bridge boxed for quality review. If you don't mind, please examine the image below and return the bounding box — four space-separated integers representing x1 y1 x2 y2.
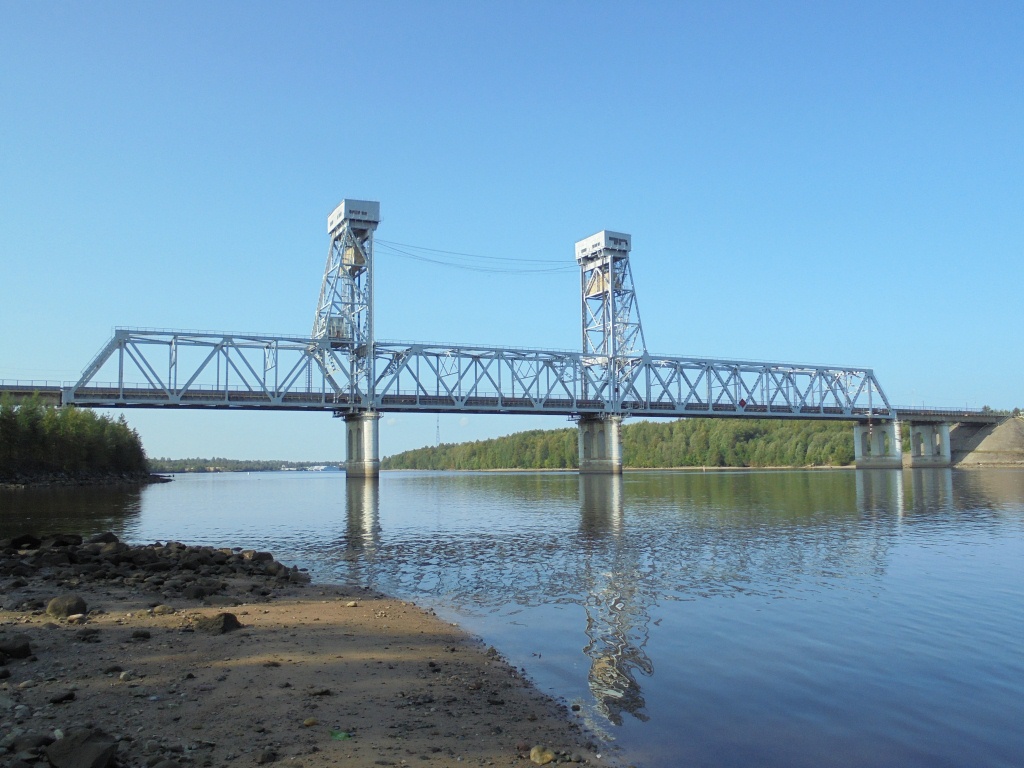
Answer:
1 198 1004 474
58 328 897 422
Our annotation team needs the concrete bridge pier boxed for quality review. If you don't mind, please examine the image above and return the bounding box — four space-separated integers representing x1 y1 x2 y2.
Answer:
906 422 952 467
345 412 380 479
578 415 623 474
854 421 903 469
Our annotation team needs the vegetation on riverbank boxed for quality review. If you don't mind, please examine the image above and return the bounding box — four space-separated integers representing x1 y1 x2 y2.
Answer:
147 457 342 473
382 418 858 470
0 396 148 483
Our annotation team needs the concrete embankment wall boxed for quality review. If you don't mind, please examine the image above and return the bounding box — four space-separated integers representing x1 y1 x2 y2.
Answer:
950 417 1024 466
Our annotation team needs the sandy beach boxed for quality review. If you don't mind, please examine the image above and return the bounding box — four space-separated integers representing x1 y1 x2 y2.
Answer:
0 535 609 768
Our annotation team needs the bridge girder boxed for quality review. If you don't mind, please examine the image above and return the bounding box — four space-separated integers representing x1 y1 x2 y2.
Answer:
62 329 894 421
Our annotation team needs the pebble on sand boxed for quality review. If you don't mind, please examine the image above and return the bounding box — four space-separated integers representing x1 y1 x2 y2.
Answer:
530 745 556 765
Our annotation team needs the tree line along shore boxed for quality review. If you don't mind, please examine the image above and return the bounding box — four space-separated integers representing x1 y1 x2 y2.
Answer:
0 397 148 484
382 418 864 471
11 397 1001 477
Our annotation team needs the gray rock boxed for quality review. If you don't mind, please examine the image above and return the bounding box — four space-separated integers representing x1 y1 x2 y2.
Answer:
201 595 239 607
182 585 209 600
34 550 72 567
87 532 119 544
193 612 242 634
41 534 83 547
49 689 76 704
98 542 125 559
0 634 32 658
45 728 117 768
256 748 278 764
241 549 273 562
47 594 88 619
12 731 55 751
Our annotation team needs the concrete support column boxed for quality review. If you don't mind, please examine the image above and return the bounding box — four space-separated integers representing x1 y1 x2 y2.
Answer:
853 421 903 469
906 422 952 468
345 412 380 479
578 415 623 474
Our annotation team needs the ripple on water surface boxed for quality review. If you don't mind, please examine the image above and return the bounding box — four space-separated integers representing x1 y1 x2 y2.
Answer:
2 468 1022 768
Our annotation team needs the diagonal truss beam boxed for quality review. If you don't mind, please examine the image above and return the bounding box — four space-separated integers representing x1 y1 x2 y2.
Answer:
67 329 356 410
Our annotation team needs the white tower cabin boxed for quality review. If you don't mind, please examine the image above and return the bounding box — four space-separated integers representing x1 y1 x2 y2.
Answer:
576 230 646 404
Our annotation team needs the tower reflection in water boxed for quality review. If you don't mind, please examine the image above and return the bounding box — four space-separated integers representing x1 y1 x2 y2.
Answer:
341 478 380 571
578 475 653 726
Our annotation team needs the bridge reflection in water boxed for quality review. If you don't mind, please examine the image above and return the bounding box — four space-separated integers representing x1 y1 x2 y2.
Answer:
338 479 381 584
854 467 1024 518
328 467 1019 733
578 475 654 725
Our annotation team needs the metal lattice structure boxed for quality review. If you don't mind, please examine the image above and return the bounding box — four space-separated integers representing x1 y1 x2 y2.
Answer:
577 231 646 403
68 329 360 409
65 331 893 421
63 198 899 423
311 200 380 403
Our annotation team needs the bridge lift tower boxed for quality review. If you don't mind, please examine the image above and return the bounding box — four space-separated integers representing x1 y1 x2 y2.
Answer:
576 231 645 473
313 199 381 477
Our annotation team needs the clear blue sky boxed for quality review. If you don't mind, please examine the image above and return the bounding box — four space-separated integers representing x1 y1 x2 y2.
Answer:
1 1 1021 461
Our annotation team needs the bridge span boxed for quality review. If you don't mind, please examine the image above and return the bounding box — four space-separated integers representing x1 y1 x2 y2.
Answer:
1 199 1001 475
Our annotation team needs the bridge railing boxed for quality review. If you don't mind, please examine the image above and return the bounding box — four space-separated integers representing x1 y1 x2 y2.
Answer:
892 405 1009 423
0 379 65 389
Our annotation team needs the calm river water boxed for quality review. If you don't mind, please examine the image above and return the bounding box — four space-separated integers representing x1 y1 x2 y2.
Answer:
2 468 1023 768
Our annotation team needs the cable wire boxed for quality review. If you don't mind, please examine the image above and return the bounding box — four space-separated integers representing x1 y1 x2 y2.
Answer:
375 239 577 274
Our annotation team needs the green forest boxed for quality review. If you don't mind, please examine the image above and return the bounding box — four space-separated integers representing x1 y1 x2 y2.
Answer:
381 418 859 470
0 396 149 482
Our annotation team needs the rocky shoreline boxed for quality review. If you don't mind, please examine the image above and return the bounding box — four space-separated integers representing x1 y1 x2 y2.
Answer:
0 533 609 768
0 473 171 491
